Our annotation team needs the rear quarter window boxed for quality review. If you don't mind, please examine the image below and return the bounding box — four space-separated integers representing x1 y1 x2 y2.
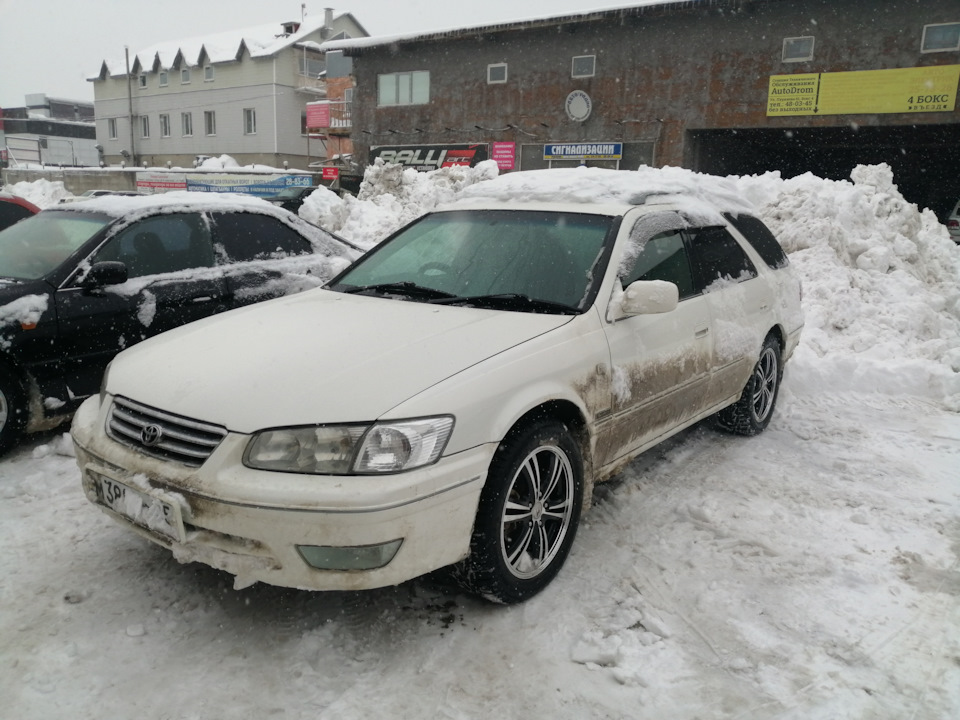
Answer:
723 213 789 269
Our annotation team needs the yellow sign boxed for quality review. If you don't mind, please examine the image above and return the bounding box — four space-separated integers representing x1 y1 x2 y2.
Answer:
767 65 960 116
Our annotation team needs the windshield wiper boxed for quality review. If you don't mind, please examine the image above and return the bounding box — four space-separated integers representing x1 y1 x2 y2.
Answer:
430 293 578 314
341 282 456 300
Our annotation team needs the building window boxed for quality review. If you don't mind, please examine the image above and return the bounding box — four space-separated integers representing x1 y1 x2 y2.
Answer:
204 111 216 136
159 114 171 138
299 55 325 77
572 55 596 78
140 115 150 139
204 65 215 81
138 73 147 88
488 63 508 84
181 67 191 84
377 71 430 106
182 112 193 137
159 71 168 87
921 22 960 52
782 36 815 62
243 108 257 135
108 118 117 140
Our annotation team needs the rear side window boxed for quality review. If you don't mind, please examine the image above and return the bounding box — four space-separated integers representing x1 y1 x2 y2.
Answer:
686 226 757 292
723 213 789 269
210 212 313 263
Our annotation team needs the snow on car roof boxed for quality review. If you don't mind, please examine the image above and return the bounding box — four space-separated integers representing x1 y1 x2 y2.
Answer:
452 166 756 225
44 190 358 255
53 190 276 218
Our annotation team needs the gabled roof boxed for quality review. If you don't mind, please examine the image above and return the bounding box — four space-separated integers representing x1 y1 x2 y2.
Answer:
90 12 366 80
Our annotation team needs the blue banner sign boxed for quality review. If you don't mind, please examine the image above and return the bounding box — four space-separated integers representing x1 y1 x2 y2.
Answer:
543 143 623 160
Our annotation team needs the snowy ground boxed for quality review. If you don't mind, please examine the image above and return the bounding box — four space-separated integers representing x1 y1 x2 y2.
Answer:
2 163 959 719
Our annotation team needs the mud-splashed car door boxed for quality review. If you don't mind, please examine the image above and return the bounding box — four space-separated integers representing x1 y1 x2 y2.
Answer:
596 213 713 468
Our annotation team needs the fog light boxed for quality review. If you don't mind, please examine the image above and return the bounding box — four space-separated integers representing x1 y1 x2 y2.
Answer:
297 539 403 571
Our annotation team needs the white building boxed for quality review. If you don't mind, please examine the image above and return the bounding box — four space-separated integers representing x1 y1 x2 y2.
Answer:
89 10 367 169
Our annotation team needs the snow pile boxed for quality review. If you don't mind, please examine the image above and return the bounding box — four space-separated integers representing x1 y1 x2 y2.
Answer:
735 164 960 409
4 178 71 206
299 158 500 248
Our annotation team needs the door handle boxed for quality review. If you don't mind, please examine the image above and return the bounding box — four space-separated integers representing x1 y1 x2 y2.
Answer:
695 327 709 338
189 296 214 303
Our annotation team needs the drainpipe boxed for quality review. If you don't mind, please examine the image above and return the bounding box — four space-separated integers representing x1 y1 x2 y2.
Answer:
125 46 136 165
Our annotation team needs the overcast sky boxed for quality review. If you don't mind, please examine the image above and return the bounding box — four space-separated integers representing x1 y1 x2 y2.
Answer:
0 0 647 109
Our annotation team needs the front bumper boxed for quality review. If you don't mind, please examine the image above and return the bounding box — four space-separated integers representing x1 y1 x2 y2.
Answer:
71 395 492 591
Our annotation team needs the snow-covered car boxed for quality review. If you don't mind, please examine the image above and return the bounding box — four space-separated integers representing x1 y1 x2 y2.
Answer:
263 185 316 213
0 192 359 454
947 199 960 243
71 168 804 604
59 189 146 204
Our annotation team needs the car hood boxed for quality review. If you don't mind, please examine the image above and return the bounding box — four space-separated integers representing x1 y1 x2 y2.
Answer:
108 288 572 433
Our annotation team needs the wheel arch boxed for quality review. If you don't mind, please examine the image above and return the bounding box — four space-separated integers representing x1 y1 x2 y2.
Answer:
498 398 597 513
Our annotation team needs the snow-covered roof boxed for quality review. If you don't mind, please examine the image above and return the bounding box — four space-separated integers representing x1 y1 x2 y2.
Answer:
92 12 360 80
322 0 714 54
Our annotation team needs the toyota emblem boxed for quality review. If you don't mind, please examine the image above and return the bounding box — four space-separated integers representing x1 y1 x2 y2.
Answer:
141 424 164 447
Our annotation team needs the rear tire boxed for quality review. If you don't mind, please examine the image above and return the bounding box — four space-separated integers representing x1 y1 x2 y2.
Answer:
0 363 27 456
716 334 782 436
455 421 583 604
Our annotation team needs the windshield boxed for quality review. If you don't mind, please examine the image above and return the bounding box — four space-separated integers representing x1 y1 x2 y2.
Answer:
329 210 614 313
0 211 112 280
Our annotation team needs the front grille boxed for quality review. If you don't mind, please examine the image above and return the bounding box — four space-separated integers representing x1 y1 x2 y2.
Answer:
108 396 227 467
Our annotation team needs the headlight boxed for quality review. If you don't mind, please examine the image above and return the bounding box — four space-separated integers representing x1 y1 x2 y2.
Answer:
244 416 454 475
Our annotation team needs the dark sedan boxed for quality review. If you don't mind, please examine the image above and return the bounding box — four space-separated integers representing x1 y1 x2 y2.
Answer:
0 192 359 454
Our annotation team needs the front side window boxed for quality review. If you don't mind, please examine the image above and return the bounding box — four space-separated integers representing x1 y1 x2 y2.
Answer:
488 63 508 84
622 230 696 300
243 108 257 135
181 112 193 137
782 36 815 62
159 114 171 138
90 213 214 278
330 210 614 312
204 111 216 136
572 55 596 78
922 22 960 52
377 71 430 106
108 118 118 140
140 115 150 139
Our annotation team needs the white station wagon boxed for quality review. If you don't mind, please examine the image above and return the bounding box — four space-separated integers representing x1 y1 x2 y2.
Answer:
72 168 803 604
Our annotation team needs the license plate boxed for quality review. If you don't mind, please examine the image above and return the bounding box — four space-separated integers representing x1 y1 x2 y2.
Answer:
91 473 185 543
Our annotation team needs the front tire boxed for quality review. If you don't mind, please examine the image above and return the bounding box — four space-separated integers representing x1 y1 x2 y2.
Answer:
456 421 583 604
717 334 782 436
0 363 27 456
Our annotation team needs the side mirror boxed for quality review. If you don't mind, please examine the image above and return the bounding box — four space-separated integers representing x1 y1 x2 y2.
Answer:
620 279 679 316
80 261 128 290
